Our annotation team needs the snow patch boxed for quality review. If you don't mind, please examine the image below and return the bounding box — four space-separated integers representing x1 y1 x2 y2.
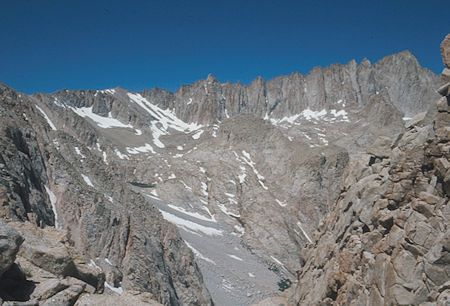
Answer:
297 221 312 243
238 166 247 183
126 143 156 154
227 254 243 261
127 93 203 148
104 282 123 295
270 256 284 266
81 174 94 187
192 130 204 140
241 151 268 190
201 182 208 196
114 149 129 160
275 199 287 207
159 210 223 236
105 258 113 266
45 186 60 229
35 105 57 130
103 151 108 164
218 204 240 218
88 260 102 271
167 204 217 223
74 147 86 159
185 242 216 265
70 106 134 129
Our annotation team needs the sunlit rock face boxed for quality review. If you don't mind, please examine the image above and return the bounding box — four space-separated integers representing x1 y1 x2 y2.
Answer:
0 47 442 305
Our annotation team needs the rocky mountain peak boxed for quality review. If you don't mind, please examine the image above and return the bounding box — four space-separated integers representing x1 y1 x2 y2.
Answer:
206 73 217 83
274 34 450 306
0 37 447 306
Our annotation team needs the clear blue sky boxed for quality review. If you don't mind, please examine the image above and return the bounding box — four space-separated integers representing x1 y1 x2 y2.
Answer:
1 0 448 94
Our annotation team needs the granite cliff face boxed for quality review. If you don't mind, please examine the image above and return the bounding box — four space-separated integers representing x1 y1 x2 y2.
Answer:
0 84 212 305
267 35 450 306
141 51 439 124
0 46 444 306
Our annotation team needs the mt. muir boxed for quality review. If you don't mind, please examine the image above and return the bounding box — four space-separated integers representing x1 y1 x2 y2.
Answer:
0 36 448 306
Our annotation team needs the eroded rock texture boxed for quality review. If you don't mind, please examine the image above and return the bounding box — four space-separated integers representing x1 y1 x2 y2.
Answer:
290 36 450 306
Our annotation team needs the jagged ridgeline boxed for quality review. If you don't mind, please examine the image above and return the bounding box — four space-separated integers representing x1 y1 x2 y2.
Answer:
0 39 447 306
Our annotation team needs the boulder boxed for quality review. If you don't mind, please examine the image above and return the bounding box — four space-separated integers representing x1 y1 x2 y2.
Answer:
0 220 24 277
11 222 74 276
41 284 85 306
366 136 392 158
437 82 450 97
442 67 450 83
74 291 163 306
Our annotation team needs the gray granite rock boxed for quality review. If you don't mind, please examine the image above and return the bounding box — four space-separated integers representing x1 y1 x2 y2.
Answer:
0 220 23 277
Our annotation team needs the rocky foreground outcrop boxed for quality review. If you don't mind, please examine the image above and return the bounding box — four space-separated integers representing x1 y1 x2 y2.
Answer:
282 36 450 306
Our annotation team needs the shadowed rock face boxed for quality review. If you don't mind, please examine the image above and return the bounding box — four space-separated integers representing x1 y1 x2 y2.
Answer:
0 47 443 305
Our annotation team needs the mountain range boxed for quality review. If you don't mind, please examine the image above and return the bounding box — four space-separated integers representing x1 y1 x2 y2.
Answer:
0 36 448 306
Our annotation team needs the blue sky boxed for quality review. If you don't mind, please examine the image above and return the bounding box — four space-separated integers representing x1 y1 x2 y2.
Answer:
1 0 448 94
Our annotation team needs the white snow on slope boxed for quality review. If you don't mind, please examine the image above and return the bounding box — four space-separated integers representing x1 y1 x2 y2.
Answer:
45 186 60 229
185 242 216 265
88 259 102 271
127 93 203 148
104 282 123 295
126 143 156 154
100 89 116 95
35 105 57 130
159 210 223 236
329 109 349 121
53 97 65 108
105 258 113 266
218 204 241 218
74 147 86 158
275 199 287 207
241 151 268 190
302 108 327 120
114 149 129 160
270 256 284 266
297 221 312 243
167 204 217 223
81 174 94 187
227 254 243 261
70 106 134 129
267 108 350 126
102 151 108 164
201 182 208 196
238 166 247 183
192 130 204 139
